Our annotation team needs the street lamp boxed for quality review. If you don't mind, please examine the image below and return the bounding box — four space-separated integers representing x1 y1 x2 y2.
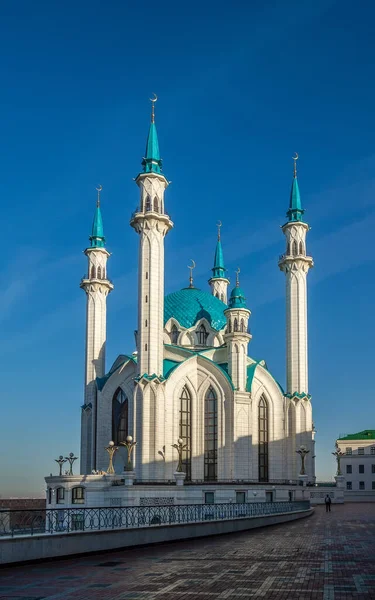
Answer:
55 455 67 476
64 453 78 476
105 441 118 474
120 436 137 471
296 445 310 475
171 438 188 473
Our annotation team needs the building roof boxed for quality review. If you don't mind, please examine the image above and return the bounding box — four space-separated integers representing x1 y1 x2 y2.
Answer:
228 284 247 309
211 238 226 279
164 287 227 330
338 430 375 441
89 203 105 248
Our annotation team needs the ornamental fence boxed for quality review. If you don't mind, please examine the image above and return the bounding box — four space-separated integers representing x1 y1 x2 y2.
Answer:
0 500 310 538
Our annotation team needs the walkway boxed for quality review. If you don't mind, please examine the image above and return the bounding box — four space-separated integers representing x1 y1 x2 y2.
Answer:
1 504 375 600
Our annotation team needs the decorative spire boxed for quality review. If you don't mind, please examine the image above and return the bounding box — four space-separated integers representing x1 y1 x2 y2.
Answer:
287 153 305 222
229 268 247 308
212 221 227 279
188 259 196 288
89 185 105 248
141 94 163 175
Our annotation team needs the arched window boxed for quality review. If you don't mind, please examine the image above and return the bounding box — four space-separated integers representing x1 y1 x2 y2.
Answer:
102 268 106 279
145 195 151 211
221 294 224 301
112 388 128 445
299 241 304 255
287 242 291 255
197 324 208 345
179 387 192 481
204 387 218 481
292 240 298 256
228 320 232 333
90 265 95 279
258 396 269 482
171 324 179 344
97 266 101 279
56 487 65 504
240 319 245 332
215 292 219 298
72 487 85 504
234 318 238 332
154 197 159 212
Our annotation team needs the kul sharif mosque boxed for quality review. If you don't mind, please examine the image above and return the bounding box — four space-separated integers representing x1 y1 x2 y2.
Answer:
46 97 315 507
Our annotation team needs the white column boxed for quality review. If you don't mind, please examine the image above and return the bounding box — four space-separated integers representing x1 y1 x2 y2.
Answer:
209 278 229 304
223 308 251 392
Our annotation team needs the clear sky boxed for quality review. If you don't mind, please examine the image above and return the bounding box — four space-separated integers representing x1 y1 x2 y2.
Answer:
1 0 374 496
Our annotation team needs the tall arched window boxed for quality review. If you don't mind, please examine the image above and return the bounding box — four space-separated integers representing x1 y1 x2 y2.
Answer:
179 387 191 481
292 240 298 256
299 241 304 255
112 388 128 445
240 319 245 332
171 324 179 344
97 266 102 279
204 387 218 481
287 242 291 255
90 265 95 279
145 195 151 211
154 197 159 212
227 320 232 333
197 324 208 345
234 318 238 332
258 396 269 482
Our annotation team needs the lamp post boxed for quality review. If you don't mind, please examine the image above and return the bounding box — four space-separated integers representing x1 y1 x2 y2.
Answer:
332 443 345 476
55 455 67 476
120 436 137 472
296 445 310 476
105 441 118 475
172 438 188 473
64 453 78 476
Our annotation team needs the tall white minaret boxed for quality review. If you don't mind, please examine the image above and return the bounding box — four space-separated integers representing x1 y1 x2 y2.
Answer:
80 186 114 474
208 222 230 303
278 156 313 395
223 269 252 391
130 97 173 377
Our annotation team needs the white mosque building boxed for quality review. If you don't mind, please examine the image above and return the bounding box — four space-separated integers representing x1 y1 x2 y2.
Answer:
45 100 315 507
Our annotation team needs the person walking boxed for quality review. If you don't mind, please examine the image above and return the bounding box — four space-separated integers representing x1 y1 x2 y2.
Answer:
325 494 332 512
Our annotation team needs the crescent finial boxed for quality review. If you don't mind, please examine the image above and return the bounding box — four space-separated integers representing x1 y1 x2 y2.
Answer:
150 94 158 123
235 267 240 287
216 220 222 240
96 184 102 207
187 259 196 288
292 153 299 178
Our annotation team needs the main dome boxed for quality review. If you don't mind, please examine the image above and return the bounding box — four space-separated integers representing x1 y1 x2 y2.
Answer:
164 287 227 331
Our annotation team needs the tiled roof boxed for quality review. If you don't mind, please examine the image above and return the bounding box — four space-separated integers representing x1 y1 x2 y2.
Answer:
338 430 375 441
164 287 227 330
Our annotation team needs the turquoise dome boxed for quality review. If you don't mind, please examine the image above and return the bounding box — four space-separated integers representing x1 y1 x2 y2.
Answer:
164 287 227 331
229 285 247 309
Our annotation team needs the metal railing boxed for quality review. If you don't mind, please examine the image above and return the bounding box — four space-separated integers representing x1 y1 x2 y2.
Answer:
0 501 310 538
133 479 299 486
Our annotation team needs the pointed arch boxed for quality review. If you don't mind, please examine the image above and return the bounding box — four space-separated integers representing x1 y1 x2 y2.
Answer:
154 196 159 212
299 241 304 255
90 265 96 279
258 395 269 482
197 323 208 345
204 387 217 481
97 265 102 279
234 318 238 332
240 318 245 332
227 319 232 333
171 324 179 344
112 388 128 444
145 195 151 212
179 386 192 481
287 242 291 255
292 240 298 256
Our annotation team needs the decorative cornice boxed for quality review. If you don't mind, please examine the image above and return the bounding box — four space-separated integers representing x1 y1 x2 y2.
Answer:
285 392 311 401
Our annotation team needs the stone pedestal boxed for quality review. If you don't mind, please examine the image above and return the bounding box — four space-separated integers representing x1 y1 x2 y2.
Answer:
298 474 308 487
124 471 135 486
174 472 186 486
335 475 345 489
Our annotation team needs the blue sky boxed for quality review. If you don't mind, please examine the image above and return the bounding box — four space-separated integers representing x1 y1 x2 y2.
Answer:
1 0 374 496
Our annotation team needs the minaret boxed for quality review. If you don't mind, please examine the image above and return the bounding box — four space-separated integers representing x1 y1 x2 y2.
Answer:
80 186 114 473
223 269 252 391
208 221 230 303
278 155 313 396
130 96 173 376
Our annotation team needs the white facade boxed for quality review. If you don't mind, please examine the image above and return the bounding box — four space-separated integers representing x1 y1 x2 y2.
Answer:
48 106 316 507
336 432 375 495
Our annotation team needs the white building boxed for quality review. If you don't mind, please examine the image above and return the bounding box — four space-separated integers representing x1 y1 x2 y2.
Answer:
45 100 315 508
336 430 375 499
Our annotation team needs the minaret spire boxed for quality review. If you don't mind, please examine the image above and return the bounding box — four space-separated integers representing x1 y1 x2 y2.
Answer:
208 221 230 303
141 94 163 175
80 187 114 474
287 153 304 222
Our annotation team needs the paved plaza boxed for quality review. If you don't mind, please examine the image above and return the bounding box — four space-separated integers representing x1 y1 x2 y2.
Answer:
1 504 375 600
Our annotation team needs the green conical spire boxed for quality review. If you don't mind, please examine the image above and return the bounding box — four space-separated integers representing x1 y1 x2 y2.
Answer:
212 222 226 278
229 268 247 309
286 154 305 222
89 186 105 248
141 95 163 175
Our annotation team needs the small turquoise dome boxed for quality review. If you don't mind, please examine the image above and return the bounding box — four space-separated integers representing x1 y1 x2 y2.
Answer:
164 287 227 331
229 285 247 309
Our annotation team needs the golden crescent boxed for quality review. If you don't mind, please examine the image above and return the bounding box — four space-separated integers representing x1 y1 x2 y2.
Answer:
292 152 299 161
150 93 158 103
